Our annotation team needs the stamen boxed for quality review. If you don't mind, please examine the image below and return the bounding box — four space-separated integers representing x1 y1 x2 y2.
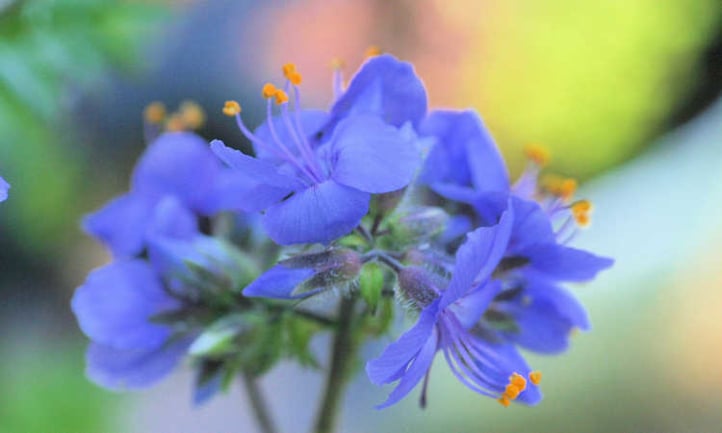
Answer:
143 102 166 124
543 174 578 201
223 100 241 116
496 372 528 405
529 371 542 385
570 200 593 227
165 114 186 132
524 143 550 167
262 83 278 99
365 45 382 58
497 396 511 407
330 57 346 69
282 63 302 85
179 100 205 130
274 89 289 105
509 372 527 389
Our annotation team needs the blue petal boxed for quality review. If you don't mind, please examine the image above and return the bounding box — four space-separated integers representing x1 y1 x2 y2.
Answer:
146 196 198 241
375 326 438 409
331 116 420 193
262 180 370 245
448 280 503 329
72 260 179 350
367 301 439 385
440 208 513 309
0 176 9 202
501 279 589 354
253 109 329 160
420 110 508 193
211 171 292 213
86 339 190 390
132 132 221 214
325 54 427 136
524 244 614 282
243 264 316 299
82 193 155 258
508 197 556 253
210 140 302 191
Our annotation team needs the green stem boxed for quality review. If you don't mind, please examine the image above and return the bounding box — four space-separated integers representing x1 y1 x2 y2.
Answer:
241 371 279 433
312 295 358 433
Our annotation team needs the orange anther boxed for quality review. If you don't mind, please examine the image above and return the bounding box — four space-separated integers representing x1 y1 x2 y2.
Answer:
222 100 241 116
524 143 550 166
365 45 382 57
143 102 166 124
274 89 289 105
262 83 278 99
497 396 511 407
509 373 527 390
529 371 542 386
179 100 205 129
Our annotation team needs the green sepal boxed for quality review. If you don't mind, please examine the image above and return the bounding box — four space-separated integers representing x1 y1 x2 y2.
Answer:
359 263 384 311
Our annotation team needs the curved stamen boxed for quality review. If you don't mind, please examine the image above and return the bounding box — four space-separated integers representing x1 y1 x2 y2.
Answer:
265 97 321 183
331 58 345 101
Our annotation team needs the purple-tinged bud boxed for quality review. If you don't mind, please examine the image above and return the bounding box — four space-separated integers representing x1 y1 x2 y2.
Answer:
397 267 441 309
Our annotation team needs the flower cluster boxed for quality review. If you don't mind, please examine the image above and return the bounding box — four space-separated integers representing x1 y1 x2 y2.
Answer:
72 52 612 412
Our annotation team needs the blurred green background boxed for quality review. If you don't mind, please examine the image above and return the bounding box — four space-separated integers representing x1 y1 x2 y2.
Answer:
0 0 721 432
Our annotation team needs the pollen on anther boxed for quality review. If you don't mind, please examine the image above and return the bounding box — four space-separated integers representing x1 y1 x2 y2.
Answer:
497 396 511 407
524 143 550 166
529 371 542 386
262 83 278 99
509 373 527 390
282 63 302 85
331 57 346 69
365 45 382 58
274 89 289 105
165 114 185 132
179 100 206 129
143 102 166 124
222 100 241 117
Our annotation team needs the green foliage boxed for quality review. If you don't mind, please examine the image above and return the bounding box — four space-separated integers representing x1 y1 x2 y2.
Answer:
0 342 116 433
0 0 167 250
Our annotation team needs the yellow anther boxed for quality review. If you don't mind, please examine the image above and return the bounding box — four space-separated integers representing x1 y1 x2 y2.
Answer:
143 102 166 124
571 199 592 214
179 100 205 130
529 371 542 386
331 57 346 69
165 114 186 132
262 83 278 99
504 384 521 399
282 63 297 76
524 143 550 167
223 100 241 117
571 200 593 227
365 45 382 58
273 89 289 105
497 396 511 407
282 63 303 85
509 372 527 390
558 178 578 200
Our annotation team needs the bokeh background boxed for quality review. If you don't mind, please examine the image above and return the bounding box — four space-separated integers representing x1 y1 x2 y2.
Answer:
1 0 721 432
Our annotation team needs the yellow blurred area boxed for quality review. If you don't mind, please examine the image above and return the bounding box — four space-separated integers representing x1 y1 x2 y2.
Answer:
258 0 719 180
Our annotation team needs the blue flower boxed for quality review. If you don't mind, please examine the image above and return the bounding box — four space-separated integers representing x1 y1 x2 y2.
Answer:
0 176 8 202
367 210 542 408
420 110 509 223
83 132 249 257
214 56 426 245
74 197 249 391
72 258 191 390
